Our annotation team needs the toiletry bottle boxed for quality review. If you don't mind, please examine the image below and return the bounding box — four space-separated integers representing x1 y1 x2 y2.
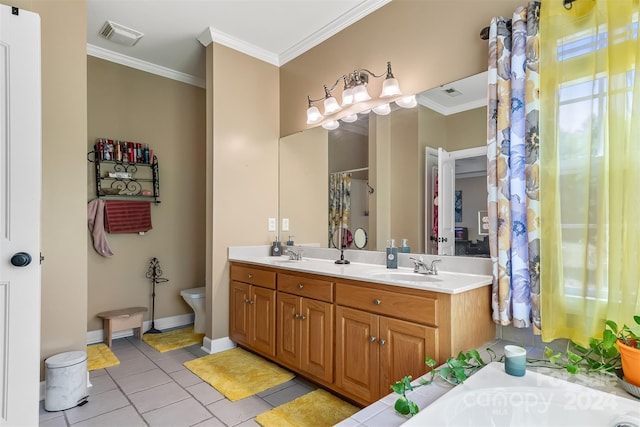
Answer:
270 236 282 256
386 239 398 269
401 238 411 253
286 235 295 246
143 144 150 164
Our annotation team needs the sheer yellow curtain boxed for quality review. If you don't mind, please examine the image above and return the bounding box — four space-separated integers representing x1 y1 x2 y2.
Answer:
540 0 640 345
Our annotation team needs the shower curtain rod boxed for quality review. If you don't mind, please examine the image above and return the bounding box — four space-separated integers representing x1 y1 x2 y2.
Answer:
479 0 575 40
331 167 368 174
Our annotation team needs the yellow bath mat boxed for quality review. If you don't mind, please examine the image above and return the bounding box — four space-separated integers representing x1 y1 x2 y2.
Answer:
142 327 204 352
256 389 359 427
87 343 120 371
183 347 294 401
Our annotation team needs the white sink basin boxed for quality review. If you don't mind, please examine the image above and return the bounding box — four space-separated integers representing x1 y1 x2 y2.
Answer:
402 362 640 427
368 271 441 283
268 258 305 264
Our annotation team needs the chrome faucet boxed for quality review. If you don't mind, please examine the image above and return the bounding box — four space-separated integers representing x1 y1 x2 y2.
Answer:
409 257 442 275
285 247 303 261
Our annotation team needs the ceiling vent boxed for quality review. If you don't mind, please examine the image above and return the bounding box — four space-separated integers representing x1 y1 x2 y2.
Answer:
99 20 144 47
443 87 463 97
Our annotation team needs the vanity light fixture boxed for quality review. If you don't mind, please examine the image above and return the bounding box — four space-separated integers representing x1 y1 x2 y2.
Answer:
307 61 417 129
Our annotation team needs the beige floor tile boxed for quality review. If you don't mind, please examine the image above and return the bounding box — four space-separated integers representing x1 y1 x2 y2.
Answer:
71 405 146 427
115 368 173 395
143 397 212 426
169 368 202 388
185 382 225 406
106 355 156 379
128 381 191 413
206 395 272 426
64 389 129 425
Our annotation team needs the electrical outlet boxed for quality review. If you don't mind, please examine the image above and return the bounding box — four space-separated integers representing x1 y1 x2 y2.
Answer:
282 218 289 231
268 217 276 232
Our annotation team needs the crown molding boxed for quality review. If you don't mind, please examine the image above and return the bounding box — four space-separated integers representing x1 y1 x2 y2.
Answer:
197 27 280 66
417 93 486 116
87 44 206 88
279 0 392 65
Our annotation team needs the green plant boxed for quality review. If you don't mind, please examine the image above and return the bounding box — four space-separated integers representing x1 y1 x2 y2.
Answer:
391 316 640 417
605 315 640 348
391 349 496 416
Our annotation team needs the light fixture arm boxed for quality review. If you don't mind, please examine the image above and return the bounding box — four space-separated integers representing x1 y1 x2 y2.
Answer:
305 61 412 129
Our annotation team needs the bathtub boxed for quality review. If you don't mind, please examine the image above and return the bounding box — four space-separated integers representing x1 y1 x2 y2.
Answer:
401 362 640 427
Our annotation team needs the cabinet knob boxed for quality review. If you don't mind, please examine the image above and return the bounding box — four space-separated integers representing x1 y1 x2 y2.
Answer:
244 298 250 304
300 315 307 320
373 299 382 305
297 283 304 289
379 339 387 346
294 313 300 319
247 273 253 279
369 335 377 343
248 299 255 304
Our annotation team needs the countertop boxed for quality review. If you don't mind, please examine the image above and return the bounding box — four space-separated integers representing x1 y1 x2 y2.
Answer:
228 254 492 295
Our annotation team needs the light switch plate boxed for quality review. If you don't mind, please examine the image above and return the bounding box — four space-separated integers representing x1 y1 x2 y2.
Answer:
282 218 289 231
268 217 276 232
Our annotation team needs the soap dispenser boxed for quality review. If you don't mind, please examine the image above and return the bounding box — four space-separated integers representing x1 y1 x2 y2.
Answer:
386 239 398 269
401 238 411 253
270 236 282 256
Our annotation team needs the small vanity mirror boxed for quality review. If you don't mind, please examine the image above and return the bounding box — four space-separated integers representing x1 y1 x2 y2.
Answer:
353 227 368 249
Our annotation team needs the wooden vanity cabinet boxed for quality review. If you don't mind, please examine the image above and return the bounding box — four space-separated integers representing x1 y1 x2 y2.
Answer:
228 262 494 407
334 283 438 404
229 264 277 358
276 273 334 384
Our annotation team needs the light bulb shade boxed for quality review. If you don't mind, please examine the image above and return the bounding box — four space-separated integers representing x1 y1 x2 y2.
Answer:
341 114 358 123
342 87 354 106
306 105 323 124
395 95 417 108
372 103 391 115
323 96 342 115
322 120 340 130
380 78 401 98
352 85 372 103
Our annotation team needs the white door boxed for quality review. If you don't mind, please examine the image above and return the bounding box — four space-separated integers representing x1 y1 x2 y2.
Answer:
0 6 42 426
437 147 454 256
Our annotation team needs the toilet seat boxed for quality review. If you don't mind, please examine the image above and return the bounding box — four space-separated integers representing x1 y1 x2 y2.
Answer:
180 287 205 299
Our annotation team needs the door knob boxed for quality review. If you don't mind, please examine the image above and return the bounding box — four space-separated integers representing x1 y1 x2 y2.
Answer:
11 252 32 267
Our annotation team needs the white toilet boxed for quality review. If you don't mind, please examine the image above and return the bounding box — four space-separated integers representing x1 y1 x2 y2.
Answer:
180 287 206 334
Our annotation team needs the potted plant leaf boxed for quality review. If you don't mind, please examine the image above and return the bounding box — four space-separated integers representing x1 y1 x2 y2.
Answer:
603 315 640 387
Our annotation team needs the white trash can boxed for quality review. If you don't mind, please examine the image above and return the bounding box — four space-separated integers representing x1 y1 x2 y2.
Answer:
44 350 89 411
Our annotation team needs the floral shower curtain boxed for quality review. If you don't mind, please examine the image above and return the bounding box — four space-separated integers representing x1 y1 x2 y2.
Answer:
329 172 351 248
487 1 541 331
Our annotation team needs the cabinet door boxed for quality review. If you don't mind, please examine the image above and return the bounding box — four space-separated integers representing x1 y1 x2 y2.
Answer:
277 293 300 368
378 316 437 398
335 306 379 404
229 281 251 345
301 298 334 383
251 286 277 357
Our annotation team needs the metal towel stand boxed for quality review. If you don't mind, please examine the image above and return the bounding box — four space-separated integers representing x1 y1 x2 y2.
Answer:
145 257 169 334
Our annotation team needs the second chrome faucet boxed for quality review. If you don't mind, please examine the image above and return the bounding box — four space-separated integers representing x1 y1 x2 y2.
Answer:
409 257 441 275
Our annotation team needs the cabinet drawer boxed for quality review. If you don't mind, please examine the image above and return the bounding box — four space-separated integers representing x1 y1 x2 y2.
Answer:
335 283 438 326
278 273 333 303
230 265 276 289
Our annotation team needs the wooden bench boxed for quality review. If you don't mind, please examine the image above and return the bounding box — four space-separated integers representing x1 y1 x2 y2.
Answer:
96 306 148 347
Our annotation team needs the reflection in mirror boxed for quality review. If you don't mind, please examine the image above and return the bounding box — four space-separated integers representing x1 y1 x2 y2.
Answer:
328 116 369 248
354 227 368 249
279 72 489 258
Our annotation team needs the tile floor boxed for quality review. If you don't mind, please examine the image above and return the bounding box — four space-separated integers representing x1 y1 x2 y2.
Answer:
38 334 321 427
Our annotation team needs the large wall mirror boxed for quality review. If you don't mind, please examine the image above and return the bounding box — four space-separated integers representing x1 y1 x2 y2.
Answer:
279 72 489 258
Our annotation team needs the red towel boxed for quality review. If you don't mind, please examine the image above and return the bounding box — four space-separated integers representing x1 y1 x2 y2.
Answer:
104 200 152 234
